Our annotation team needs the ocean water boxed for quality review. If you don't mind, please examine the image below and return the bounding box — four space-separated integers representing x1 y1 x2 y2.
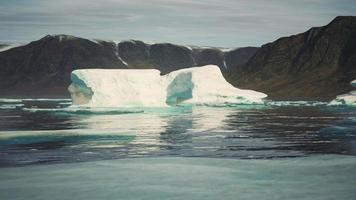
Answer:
0 99 356 199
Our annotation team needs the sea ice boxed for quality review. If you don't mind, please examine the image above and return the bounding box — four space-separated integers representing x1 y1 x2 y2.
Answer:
351 80 356 87
69 65 267 107
329 79 356 106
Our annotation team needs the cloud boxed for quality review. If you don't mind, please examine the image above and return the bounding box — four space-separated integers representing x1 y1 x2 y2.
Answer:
0 0 355 47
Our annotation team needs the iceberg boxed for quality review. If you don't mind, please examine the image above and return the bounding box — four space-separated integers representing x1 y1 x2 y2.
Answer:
329 79 356 106
69 69 166 107
68 65 267 107
352 80 356 87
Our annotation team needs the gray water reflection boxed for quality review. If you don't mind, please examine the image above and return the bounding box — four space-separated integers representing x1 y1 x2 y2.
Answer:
0 101 355 166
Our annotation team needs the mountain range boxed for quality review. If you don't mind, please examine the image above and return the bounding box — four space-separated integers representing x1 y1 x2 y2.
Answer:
227 16 356 100
0 16 355 100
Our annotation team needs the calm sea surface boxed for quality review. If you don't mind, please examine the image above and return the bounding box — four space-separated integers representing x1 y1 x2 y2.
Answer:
0 99 356 200
0 99 355 166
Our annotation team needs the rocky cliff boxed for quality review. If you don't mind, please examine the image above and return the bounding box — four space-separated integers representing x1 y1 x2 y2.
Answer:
228 16 356 100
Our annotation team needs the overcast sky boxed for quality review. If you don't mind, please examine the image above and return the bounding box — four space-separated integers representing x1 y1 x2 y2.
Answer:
0 0 355 47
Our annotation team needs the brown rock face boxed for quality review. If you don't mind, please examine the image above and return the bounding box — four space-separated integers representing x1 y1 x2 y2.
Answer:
227 16 356 101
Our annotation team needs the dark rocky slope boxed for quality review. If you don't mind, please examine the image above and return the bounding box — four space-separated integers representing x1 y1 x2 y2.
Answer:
149 43 196 74
193 48 226 70
228 16 356 100
116 40 256 74
117 40 153 69
224 47 259 70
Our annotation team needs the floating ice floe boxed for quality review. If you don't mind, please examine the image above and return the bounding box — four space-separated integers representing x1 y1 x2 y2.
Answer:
0 103 24 109
0 98 71 103
0 98 23 103
265 101 327 107
329 79 356 106
22 106 144 115
351 80 356 87
68 65 267 107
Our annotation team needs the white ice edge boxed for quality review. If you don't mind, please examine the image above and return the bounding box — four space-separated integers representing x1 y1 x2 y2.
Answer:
0 129 136 139
329 79 356 106
0 98 71 103
0 103 24 109
0 43 24 52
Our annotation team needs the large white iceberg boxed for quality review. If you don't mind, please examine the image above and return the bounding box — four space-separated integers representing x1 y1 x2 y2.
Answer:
68 65 267 107
329 79 356 106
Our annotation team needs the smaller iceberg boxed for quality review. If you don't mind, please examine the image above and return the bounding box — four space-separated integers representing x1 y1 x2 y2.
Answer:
352 80 356 87
68 65 267 107
329 80 356 106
